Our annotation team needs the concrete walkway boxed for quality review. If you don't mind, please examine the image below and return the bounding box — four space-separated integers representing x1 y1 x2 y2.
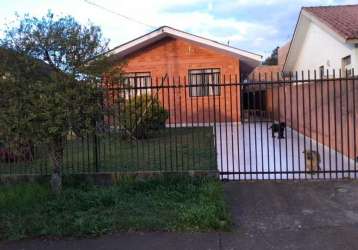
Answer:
2 181 358 250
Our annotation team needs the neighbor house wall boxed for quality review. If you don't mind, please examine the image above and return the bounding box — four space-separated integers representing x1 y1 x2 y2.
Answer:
268 79 358 160
290 21 357 77
111 36 241 124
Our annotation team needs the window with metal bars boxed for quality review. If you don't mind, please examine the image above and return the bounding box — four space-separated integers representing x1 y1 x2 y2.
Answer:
122 72 151 99
189 69 220 97
342 55 352 77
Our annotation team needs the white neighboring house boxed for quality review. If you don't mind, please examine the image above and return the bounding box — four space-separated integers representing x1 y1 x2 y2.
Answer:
283 4 358 78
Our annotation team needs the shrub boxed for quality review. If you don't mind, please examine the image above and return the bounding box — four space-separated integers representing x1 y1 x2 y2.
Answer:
0 138 34 162
121 94 169 139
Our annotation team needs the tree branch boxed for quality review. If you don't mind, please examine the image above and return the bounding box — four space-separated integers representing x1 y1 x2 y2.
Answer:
44 49 58 71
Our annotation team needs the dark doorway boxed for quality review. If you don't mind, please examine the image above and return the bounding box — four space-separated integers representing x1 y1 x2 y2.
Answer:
241 89 268 122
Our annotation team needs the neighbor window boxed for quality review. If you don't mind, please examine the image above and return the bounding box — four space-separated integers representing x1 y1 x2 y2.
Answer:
122 72 151 98
319 65 325 77
342 55 352 76
189 69 220 97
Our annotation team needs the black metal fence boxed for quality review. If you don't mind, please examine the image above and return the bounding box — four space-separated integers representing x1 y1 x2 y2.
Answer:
1 70 357 181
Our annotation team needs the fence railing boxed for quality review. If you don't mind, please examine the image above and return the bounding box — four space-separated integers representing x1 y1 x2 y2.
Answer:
1 70 357 181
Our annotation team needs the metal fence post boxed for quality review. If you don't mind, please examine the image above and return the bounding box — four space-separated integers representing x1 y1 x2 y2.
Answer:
93 132 99 172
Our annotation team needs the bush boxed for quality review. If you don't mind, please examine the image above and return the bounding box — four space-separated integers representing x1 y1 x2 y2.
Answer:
0 138 34 162
121 94 169 138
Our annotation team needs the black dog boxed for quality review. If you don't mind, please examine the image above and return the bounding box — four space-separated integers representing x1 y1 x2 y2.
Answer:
269 122 286 139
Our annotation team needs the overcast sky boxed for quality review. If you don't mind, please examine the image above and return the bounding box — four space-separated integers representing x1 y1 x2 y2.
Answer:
0 0 357 58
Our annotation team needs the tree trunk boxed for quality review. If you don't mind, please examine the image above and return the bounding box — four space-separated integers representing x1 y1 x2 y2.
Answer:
49 137 64 194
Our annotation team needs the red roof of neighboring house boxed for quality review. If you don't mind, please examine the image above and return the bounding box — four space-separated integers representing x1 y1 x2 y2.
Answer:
303 4 358 41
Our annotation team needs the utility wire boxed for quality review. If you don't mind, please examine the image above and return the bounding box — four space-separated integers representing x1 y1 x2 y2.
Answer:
83 0 156 29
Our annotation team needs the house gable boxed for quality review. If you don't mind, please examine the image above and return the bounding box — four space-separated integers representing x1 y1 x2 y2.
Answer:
121 36 242 78
107 26 261 76
284 8 358 74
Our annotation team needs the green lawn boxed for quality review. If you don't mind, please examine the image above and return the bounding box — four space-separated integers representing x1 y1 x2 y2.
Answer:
0 177 230 240
0 127 217 175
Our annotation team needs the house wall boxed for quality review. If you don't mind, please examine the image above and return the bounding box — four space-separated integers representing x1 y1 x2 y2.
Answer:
290 21 357 77
114 36 241 124
278 42 290 67
249 42 289 80
250 65 282 81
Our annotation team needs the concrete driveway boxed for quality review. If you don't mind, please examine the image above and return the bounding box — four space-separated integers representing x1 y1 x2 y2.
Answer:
215 122 357 180
2 181 358 250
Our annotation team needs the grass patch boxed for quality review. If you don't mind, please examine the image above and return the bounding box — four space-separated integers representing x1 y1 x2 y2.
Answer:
0 127 217 175
0 177 230 240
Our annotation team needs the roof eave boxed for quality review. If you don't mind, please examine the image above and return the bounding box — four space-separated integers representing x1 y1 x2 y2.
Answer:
302 9 349 44
346 38 358 44
283 9 304 73
106 26 262 66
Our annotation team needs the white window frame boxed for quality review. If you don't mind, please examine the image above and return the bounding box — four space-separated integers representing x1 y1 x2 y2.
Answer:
122 72 151 99
189 68 221 97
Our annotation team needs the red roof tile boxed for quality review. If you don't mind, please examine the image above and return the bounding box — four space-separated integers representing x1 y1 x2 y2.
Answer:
303 4 358 41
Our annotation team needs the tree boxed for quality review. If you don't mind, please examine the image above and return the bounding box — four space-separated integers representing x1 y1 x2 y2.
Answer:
0 11 116 193
262 46 279 65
